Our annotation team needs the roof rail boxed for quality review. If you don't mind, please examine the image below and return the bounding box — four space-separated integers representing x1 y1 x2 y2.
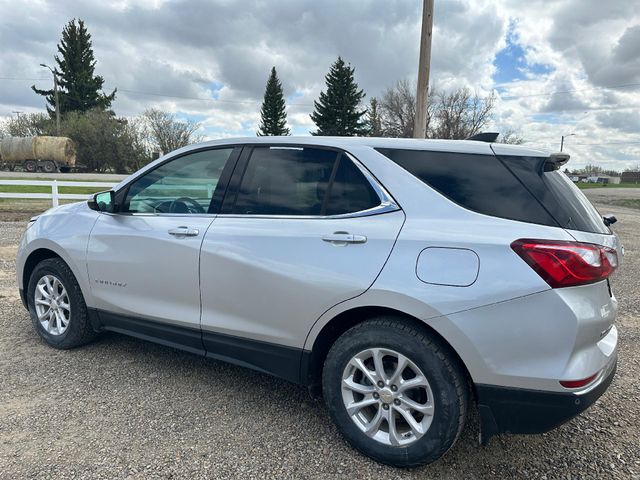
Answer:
466 132 500 143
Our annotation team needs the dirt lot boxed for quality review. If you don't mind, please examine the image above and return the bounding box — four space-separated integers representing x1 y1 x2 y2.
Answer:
0 192 639 479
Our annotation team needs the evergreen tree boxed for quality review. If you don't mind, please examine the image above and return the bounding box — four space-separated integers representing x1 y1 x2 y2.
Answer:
257 67 290 136
32 19 116 115
366 97 384 136
310 57 367 136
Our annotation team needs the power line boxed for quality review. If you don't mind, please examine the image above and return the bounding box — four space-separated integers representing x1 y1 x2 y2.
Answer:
5 75 640 105
0 76 49 81
500 82 640 100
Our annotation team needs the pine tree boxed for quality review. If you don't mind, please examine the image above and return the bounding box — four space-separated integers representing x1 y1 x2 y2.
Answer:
32 19 116 115
366 97 384 136
257 67 290 136
310 57 367 136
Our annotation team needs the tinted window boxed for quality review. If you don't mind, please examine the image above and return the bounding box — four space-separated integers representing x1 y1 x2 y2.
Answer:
377 148 558 226
325 156 381 215
124 148 233 214
498 156 609 234
233 147 338 215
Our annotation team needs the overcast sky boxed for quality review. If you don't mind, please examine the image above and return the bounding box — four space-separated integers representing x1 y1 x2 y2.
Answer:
1 0 639 170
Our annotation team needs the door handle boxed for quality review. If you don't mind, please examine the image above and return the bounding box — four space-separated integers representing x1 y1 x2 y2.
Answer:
168 226 199 237
322 232 367 245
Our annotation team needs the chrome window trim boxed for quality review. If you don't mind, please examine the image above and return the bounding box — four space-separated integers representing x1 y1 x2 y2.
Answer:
218 150 400 220
110 148 401 220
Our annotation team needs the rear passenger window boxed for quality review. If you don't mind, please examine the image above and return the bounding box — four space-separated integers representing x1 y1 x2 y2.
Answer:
325 156 381 215
376 148 559 227
232 147 381 216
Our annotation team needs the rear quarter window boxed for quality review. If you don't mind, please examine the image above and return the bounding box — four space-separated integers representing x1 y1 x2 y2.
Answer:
498 156 610 234
376 148 559 227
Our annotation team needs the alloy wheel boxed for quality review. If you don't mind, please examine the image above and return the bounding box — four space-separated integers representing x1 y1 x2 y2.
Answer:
34 274 71 336
341 348 435 446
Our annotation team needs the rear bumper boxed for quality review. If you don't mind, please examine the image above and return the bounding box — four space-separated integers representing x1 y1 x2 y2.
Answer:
476 357 617 444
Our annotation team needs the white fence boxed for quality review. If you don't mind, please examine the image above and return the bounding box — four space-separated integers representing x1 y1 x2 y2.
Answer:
0 180 117 208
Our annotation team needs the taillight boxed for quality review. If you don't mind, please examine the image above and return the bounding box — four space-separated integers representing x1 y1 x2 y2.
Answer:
511 239 618 288
560 373 598 389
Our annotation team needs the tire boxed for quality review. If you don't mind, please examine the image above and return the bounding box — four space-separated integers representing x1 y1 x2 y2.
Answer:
42 160 57 173
322 318 468 467
24 160 37 172
27 258 98 349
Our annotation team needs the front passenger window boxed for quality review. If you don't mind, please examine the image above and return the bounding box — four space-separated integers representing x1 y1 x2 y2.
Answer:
124 148 233 214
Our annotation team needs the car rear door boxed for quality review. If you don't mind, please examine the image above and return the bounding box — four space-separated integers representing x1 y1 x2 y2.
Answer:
86 146 239 350
199 145 404 379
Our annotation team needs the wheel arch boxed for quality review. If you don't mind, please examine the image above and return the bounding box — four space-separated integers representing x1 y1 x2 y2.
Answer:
22 248 62 294
302 305 473 394
21 245 91 309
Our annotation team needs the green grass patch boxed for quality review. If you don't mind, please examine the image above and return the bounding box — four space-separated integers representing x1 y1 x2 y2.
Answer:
577 183 640 189
0 184 106 195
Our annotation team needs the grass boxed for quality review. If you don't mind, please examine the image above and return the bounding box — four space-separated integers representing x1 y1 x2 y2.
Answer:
577 182 640 189
0 184 107 195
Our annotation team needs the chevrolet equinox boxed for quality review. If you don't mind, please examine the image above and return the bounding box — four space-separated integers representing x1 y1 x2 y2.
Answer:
16 136 620 467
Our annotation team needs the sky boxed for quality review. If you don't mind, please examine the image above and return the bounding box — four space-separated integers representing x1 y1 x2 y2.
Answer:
0 0 639 171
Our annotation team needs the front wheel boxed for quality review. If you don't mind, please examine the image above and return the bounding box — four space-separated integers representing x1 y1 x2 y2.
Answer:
27 258 98 349
322 318 468 467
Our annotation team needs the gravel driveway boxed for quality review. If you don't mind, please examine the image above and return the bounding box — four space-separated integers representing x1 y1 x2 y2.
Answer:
0 194 639 479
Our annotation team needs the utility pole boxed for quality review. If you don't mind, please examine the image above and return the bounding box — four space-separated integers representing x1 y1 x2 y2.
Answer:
413 0 434 139
40 63 60 135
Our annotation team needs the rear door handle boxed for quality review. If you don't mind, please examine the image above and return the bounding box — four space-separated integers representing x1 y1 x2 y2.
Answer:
168 226 200 237
322 232 367 245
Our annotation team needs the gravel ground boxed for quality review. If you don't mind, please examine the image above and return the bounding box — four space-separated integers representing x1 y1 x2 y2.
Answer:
0 195 639 479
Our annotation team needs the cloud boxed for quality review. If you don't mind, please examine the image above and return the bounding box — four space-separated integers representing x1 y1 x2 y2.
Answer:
0 0 638 169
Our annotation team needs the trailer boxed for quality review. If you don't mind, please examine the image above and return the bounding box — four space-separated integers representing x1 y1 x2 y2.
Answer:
0 136 77 173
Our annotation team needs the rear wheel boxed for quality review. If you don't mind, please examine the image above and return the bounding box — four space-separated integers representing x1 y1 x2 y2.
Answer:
42 160 57 173
322 318 468 467
24 160 37 172
27 258 98 349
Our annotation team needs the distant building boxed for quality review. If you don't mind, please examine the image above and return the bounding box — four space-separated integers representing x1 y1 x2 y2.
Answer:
586 175 621 184
621 171 640 183
569 174 589 183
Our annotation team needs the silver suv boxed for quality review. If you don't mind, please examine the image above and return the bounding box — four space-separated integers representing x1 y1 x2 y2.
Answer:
16 136 620 467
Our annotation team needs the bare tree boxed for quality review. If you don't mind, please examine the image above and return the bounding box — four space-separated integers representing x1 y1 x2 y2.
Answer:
378 81 495 140
431 88 495 139
141 108 203 154
1 113 53 137
499 129 525 145
378 80 419 138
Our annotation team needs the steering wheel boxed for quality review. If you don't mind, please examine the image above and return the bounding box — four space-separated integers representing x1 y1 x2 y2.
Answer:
169 197 206 214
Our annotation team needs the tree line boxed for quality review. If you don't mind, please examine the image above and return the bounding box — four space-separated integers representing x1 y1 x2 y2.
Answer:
259 58 518 142
1 18 520 173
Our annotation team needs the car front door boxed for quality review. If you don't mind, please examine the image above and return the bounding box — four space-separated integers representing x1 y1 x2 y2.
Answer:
199 146 405 379
87 146 239 349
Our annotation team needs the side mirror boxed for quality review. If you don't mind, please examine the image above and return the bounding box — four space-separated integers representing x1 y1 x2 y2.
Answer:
603 214 617 227
88 190 117 213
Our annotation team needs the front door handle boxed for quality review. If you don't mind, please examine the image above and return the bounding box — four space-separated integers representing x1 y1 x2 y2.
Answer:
322 232 367 245
168 226 200 237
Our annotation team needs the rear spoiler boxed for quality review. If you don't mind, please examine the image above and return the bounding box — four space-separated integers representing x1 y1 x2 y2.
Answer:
466 132 500 143
544 152 570 171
